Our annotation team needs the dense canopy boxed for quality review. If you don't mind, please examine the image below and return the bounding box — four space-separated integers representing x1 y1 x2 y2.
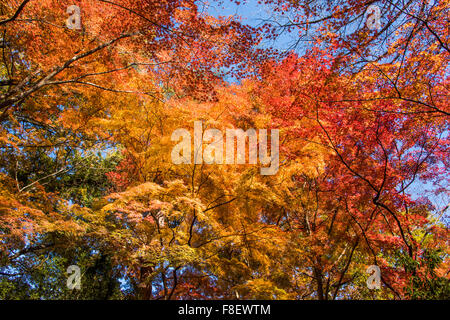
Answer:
0 0 448 299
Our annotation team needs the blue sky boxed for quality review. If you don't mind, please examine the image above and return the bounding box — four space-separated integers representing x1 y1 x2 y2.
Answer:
205 0 300 52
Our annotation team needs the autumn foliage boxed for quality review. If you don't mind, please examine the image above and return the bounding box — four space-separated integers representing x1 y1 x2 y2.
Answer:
0 0 448 299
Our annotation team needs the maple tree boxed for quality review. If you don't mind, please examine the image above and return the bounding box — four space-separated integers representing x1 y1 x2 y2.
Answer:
0 0 448 300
